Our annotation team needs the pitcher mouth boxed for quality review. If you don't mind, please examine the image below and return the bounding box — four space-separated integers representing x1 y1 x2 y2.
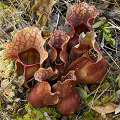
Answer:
17 48 40 67
75 23 90 36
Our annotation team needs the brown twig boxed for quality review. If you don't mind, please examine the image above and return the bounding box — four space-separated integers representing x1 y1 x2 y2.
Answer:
0 28 12 41
114 0 120 9
0 93 12 103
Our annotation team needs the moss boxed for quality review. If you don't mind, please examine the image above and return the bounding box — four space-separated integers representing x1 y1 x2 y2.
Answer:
16 103 60 120
94 100 102 106
0 49 14 78
14 72 17 77
23 113 34 120
85 96 102 106
16 116 23 120
25 103 32 111
86 96 93 104
109 76 116 81
80 108 99 120
72 114 77 119
101 96 109 104
99 83 110 90
90 85 98 91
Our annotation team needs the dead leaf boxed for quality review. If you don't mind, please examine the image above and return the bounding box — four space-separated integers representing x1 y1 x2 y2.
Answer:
90 103 117 114
32 0 55 26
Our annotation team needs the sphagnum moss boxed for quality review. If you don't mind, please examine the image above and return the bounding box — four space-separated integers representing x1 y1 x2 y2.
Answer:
16 103 61 120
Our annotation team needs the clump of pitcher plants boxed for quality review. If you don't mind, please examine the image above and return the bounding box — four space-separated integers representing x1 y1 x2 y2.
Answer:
5 2 106 115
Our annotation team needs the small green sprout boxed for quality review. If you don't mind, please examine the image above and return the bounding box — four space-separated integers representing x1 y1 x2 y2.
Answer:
76 87 87 100
92 18 116 46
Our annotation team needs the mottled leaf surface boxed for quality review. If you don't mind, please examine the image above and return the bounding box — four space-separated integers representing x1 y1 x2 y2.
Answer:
48 30 70 65
6 26 48 66
66 2 99 37
34 67 59 81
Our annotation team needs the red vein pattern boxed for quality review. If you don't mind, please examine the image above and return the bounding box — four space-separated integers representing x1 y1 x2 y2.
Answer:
48 30 70 65
66 2 99 37
6 26 48 66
